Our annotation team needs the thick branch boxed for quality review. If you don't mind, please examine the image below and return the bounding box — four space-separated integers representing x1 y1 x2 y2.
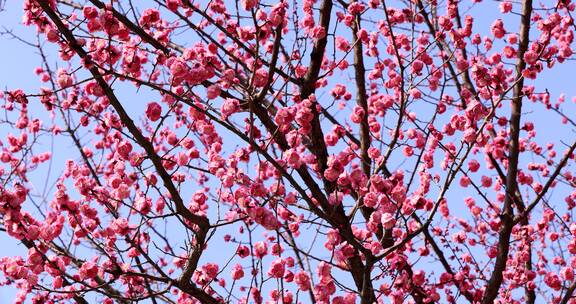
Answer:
482 0 533 302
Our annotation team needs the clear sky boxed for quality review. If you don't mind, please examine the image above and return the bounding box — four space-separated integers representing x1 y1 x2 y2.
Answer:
0 1 575 304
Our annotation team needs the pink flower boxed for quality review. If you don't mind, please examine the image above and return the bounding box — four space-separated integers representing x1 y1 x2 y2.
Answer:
481 176 493 187
491 19 506 39
241 0 257 10
268 2 286 26
78 261 99 280
460 176 471 187
335 36 350 52
544 272 562 291
409 88 422 99
134 193 152 215
438 16 453 31
53 276 63 289
116 140 133 159
499 1 512 13
317 262 332 285
523 50 539 65
146 102 162 122
247 206 279 230
325 229 342 250
237 245 250 258
380 213 396 229
561 267 574 281
463 128 476 143
139 9 161 28
468 159 480 172
284 149 301 168
350 106 365 124
295 103 314 132
26 225 40 241
267 258 285 278
252 68 268 87
324 167 340 182
402 146 414 157
363 192 378 208
231 264 244 280
170 59 188 80
166 0 182 11
221 98 240 119
411 60 424 74
348 1 366 14
310 26 326 39
202 263 219 281
412 270 426 286
452 231 467 243
294 271 311 291
206 84 221 99
56 69 73 88
82 6 99 19
253 241 268 259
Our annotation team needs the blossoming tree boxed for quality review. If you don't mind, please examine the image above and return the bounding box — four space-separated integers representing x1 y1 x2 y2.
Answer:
0 0 575 303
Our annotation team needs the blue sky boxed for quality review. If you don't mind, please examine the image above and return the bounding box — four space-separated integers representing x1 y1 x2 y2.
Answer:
1 1 576 303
